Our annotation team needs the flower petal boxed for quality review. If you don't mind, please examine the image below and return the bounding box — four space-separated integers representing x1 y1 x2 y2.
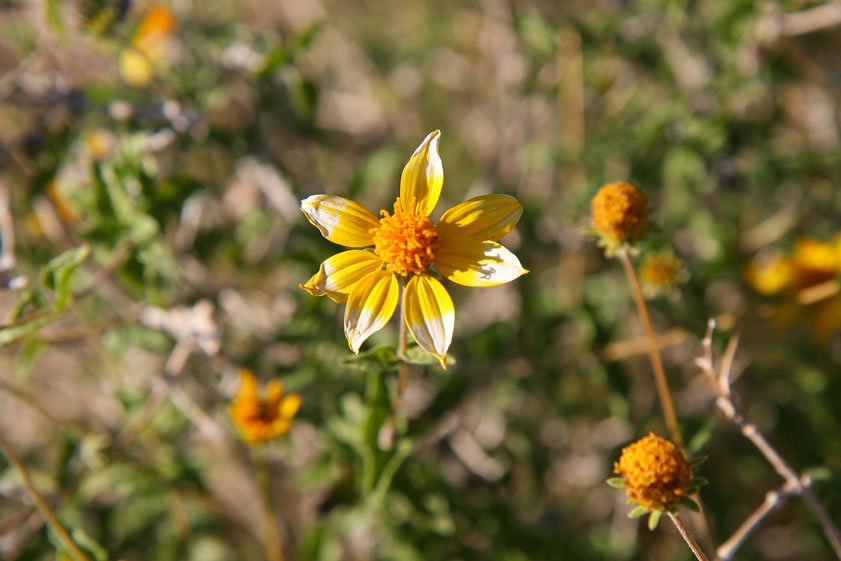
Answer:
437 194 523 242
301 194 380 247
344 269 400 353
403 274 454 369
300 250 384 303
279 394 301 419
435 239 528 287
399 130 443 217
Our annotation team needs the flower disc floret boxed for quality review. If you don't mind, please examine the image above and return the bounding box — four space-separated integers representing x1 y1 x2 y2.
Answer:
591 181 648 243
372 200 438 277
614 432 691 512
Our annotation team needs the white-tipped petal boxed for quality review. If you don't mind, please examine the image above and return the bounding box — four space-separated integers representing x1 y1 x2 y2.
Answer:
399 130 443 217
344 269 399 353
435 239 528 287
301 194 380 247
299 250 384 303
403 274 454 369
437 194 523 242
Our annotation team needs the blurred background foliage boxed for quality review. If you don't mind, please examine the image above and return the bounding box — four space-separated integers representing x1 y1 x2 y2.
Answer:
1 0 841 559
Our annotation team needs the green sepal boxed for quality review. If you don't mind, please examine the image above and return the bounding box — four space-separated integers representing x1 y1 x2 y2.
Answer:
401 344 456 368
689 477 708 488
679 497 700 512
627 506 648 518
690 455 708 467
647 509 663 531
341 346 398 372
606 477 626 488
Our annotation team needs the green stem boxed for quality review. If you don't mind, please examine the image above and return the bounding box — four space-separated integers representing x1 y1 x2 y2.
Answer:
0 437 92 561
254 447 284 561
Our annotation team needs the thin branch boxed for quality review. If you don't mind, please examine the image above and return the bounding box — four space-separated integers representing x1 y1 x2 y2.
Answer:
669 512 711 561
0 437 93 561
717 480 799 560
698 323 841 560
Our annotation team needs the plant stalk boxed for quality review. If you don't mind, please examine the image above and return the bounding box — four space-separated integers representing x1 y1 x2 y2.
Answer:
669 512 710 561
0 437 92 561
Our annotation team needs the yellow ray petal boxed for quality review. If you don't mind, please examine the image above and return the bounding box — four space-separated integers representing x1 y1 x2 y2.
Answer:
399 130 443 217
235 369 259 401
344 269 400 353
264 380 284 405
279 394 302 419
404 274 454 369
300 250 384 303
301 195 380 248
437 194 523 242
435 239 528 287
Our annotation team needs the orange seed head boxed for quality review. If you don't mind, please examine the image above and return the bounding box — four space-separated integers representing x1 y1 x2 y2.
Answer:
614 432 692 512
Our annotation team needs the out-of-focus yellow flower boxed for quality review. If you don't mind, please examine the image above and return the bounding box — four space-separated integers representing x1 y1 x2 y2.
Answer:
119 4 177 87
590 182 648 249
791 237 840 290
639 250 686 296
299 131 527 368
744 251 792 296
613 432 692 513
229 370 301 445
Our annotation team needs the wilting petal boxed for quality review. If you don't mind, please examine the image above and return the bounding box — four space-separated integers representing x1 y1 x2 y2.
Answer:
437 194 523 242
345 269 400 353
300 250 384 303
435 239 528 287
399 130 443 217
403 274 454 369
301 195 380 247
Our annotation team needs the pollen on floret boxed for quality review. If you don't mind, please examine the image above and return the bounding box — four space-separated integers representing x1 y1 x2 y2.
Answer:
371 199 438 277
614 432 692 512
591 181 648 244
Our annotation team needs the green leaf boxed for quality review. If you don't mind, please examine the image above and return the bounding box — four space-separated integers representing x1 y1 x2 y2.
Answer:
402 345 456 368
606 477 626 488
680 497 700 512
71 527 109 561
45 0 66 37
0 314 56 347
690 455 708 467
341 346 398 372
648 509 663 531
628 506 648 518
16 339 45 380
689 477 709 488
39 245 91 311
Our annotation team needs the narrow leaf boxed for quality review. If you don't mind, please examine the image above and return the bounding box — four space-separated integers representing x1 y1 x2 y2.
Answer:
648 509 663 531
628 506 648 518
606 477 627 488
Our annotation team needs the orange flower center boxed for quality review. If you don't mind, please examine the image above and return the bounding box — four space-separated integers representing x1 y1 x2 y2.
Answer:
371 200 438 277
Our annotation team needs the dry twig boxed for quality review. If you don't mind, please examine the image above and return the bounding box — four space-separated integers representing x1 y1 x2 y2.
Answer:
696 319 841 561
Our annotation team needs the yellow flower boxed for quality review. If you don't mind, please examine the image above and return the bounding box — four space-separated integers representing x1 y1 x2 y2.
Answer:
229 370 301 445
300 131 528 368
639 250 685 295
791 237 840 290
591 181 648 245
119 4 177 87
744 250 792 296
614 432 692 512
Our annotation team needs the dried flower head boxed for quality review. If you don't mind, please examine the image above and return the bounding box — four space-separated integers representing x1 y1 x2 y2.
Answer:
229 369 301 445
612 432 696 514
591 182 648 248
